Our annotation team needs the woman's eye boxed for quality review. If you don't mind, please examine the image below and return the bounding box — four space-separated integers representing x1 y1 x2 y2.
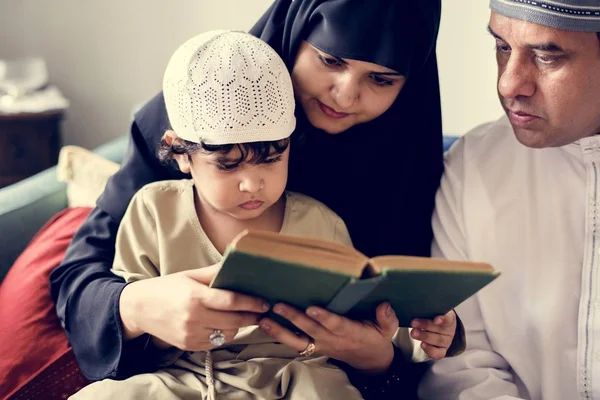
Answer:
318 54 343 68
370 75 394 87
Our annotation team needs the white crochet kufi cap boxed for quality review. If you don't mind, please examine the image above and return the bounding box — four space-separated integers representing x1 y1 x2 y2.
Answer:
163 30 296 145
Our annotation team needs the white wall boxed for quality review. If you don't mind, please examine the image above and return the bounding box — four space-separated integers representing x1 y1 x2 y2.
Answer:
437 0 504 135
5 0 274 149
0 0 504 148
0 1 25 59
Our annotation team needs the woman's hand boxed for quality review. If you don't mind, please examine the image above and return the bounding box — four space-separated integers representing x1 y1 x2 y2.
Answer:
119 264 269 351
258 302 399 374
410 310 457 360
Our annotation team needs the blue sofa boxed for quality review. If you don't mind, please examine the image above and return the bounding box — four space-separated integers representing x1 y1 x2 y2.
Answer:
0 135 459 282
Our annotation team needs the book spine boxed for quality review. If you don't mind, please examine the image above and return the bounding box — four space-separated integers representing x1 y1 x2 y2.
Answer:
325 276 385 316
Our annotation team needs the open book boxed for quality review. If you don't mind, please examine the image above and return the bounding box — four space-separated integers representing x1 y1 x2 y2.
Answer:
211 230 499 327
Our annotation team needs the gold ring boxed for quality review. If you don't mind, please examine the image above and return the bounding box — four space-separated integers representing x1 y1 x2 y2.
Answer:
298 339 316 357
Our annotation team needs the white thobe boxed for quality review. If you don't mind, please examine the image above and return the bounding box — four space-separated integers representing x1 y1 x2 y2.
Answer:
418 116 600 400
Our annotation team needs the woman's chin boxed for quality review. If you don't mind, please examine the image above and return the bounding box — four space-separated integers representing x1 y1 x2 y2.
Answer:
309 115 352 134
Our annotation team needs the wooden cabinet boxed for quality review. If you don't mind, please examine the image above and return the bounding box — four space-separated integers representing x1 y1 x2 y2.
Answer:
0 111 62 188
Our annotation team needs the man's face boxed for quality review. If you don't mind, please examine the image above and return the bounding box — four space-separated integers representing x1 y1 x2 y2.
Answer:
489 12 600 148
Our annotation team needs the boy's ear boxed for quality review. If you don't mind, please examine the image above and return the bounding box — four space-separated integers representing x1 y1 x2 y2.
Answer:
163 130 177 146
173 153 191 174
163 130 191 173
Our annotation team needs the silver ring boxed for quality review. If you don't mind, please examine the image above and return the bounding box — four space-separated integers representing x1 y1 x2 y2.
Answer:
209 329 226 347
298 339 316 357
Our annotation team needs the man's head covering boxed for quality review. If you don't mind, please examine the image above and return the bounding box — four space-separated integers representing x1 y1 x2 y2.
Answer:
250 0 444 259
163 30 295 145
490 0 600 31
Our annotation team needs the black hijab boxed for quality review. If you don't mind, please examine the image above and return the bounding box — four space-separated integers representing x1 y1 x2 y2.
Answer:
250 0 444 258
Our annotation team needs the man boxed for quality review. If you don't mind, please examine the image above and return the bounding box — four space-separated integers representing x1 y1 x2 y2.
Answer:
418 1 600 399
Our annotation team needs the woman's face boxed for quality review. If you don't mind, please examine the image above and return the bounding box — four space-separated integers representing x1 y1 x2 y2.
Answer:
291 41 406 134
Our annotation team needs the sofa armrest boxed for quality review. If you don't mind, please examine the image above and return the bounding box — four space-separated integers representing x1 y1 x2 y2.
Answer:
0 167 68 281
0 135 129 282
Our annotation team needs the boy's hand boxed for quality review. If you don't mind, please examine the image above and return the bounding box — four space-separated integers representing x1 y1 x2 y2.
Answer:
410 310 457 360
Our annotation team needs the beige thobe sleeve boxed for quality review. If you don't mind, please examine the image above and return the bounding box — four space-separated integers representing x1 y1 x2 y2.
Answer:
111 187 161 282
110 187 183 367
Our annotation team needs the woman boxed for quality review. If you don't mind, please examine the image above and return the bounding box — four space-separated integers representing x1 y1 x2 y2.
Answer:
50 0 445 398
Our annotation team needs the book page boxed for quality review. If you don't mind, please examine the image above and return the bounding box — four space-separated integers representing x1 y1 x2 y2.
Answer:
233 230 369 277
370 255 494 273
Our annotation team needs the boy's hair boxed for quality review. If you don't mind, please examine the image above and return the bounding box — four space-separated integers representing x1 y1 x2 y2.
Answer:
157 136 290 170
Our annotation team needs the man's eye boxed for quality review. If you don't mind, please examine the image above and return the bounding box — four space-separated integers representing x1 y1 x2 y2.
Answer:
535 54 559 65
495 44 511 54
318 54 343 68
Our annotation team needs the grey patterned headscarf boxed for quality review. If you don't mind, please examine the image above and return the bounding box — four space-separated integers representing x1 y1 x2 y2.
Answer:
490 0 600 31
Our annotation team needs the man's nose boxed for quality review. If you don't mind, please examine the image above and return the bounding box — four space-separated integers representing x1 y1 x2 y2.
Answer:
498 57 536 100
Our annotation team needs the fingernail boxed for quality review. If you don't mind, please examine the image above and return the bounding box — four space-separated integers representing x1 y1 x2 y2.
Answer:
262 303 270 312
307 308 319 318
411 320 420 328
385 304 393 317
259 322 271 332
435 317 443 325
412 330 420 338
421 343 427 350
274 305 285 316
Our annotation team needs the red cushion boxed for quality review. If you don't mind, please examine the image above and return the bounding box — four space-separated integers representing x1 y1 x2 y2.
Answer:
0 207 92 400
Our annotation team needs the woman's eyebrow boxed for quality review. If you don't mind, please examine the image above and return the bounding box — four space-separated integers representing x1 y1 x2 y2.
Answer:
330 54 348 65
371 71 402 76
324 51 401 76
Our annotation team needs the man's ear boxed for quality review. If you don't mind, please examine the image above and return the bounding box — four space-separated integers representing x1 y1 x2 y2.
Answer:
163 130 191 173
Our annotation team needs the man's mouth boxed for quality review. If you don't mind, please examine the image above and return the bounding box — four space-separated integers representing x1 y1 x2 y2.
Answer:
506 108 541 128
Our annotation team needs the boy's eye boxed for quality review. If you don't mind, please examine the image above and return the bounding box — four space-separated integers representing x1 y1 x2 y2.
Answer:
318 54 343 68
216 163 239 171
263 156 282 165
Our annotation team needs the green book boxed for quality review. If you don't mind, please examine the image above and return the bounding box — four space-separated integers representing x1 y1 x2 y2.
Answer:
210 230 499 328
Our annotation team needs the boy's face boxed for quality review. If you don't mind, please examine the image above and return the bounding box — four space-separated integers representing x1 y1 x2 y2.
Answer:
179 145 289 221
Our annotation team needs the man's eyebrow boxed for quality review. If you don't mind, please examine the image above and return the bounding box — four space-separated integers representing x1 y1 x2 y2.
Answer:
487 25 503 41
529 42 565 52
487 25 566 52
